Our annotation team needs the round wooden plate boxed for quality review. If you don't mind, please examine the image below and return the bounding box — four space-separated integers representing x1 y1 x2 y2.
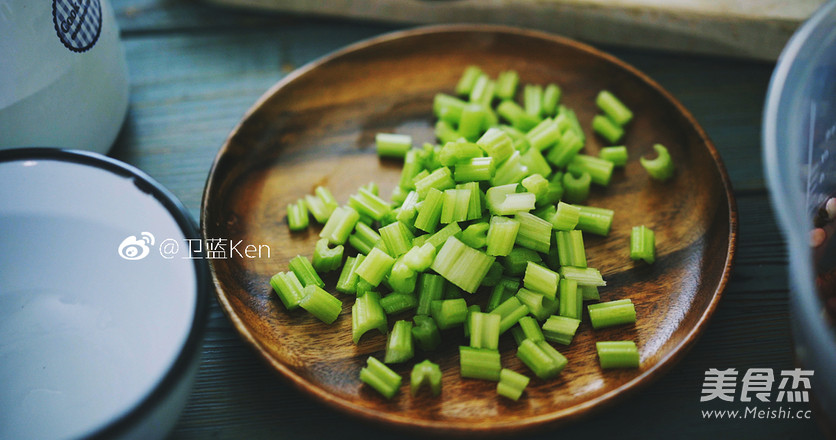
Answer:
201 25 737 435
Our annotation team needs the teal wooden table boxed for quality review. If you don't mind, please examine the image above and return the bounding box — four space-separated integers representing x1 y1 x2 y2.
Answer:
109 1 825 438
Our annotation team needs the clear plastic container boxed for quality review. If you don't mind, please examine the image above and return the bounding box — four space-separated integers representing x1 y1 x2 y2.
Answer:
763 0 836 430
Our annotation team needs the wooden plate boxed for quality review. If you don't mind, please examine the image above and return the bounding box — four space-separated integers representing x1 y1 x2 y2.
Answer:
201 25 737 435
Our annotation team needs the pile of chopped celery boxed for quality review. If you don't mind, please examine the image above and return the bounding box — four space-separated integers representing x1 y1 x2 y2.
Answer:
273 65 673 400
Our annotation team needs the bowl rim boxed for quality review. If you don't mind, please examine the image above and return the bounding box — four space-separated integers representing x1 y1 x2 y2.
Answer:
201 23 738 433
0 147 210 439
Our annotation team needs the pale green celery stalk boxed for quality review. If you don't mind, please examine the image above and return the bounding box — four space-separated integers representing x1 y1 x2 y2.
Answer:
352 291 388 343
269 271 305 310
555 229 587 268
486 215 520 257
430 236 496 293
459 346 502 381
514 211 552 253
299 285 342 324
359 356 402 399
640 144 675 181
523 261 559 299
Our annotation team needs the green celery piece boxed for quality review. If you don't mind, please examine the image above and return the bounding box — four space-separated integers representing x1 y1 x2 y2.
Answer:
630 225 656 264
412 314 442 351
459 346 502 381
299 285 342 324
411 359 443 396
640 144 675 181
359 356 402 399
596 341 640 369
384 320 415 364
352 291 387 343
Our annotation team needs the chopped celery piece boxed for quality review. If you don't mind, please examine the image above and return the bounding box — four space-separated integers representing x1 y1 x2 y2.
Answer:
415 166 456 199
525 118 559 151
555 230 587 268
435 120 461 145
592 114 624 144
439 140 482 167
359 356 402 399
430 236 496 293
456 181 483 220
399 150 424 190
514 212 552 253
596 341 640 369
495 70 519 100
562 171 591 204
379 221 414 258
287 198 309 231
355 247 396 287
454 156 494 182
523 261 559 299
320 205 360 245
486 183 536 216
459 346 502 381
415 273 445 315
501 246 542 276
425 221 463 249
542 315 581 345
459 104 487 141
380 292 418 315
440 188 472 224
352 291 388 343
463 304 481 338
430 298 468 330
588 299 637 329
514 315 545 343
630 225 656 264
576 205 615 236
596 90 633 126
414 188 444 233
469 311 501 350
539 181 564 208
559 266 606 287
640 143 675 181
496 100 540 132
558 278 582 320
388 258 417 294
434 95 465 124
476 127 515 163
581 285 601 301
516 288 559 321
376 133 412 159
497 369 529 401
542 83 561 117
385 320 415 363
534 202 557 221
456 66 483 95
460 222 489 249
299 285 342 324
521 174 549 201
520 147 552 179
269 271 305 310
411 359 442 396
567 154 615 186
349 221 381 255
487 277 519 312
289 255 325 288
491 296 531 334
348 187 391 221
469 74 495 108
312 238 344 273
524 84 544 118
599 145 628 167
551 201 581 231
491 150 529 186
546 129 584 167
486 216 520 257
403 242 437 272
516 339 567 380
305 194 333 224
412 314 442 351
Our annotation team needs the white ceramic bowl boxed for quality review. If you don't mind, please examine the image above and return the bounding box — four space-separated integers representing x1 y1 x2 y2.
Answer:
0 149 208 439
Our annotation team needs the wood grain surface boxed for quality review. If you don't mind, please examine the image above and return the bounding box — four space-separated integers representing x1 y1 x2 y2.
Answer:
201 26 735 434
107 0 826 438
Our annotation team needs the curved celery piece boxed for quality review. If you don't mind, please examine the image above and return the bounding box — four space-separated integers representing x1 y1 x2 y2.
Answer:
640 143 675 181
